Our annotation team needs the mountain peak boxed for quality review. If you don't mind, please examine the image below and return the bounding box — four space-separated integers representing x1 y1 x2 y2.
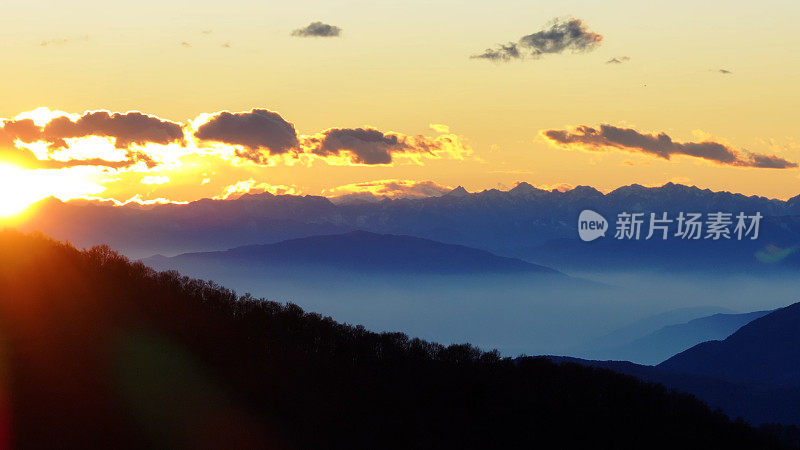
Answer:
509 182 545 196
444 186 469 197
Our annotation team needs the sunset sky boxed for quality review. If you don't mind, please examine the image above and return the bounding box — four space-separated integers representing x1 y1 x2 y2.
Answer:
1 0 799 217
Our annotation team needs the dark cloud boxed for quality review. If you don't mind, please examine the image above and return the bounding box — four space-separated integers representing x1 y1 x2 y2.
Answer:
0 119 42 145
542 124 797 169
291 21 342 38
606 56 630 64
310 128 409 164
472 18 602 62
0 112 181 170
194 109 299 163
471 43 521 62
303 128 468 165
43 111 185 149
718 69 732 74
0 112 184 161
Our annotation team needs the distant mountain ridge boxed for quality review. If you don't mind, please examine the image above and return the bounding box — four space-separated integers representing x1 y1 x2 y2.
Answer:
568 306 774 364
145 230 559 275
17 182 800 264
545 302 800 426
658 302 800 386
585 309 772 365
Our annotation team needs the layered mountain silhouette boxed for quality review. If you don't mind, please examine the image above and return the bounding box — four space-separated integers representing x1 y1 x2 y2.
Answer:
574 308 771 365
1 230 789 448
145 230 559 275
551 302 800 427
548 355 800 429
18 183 800 271
569 306 734 357
659 302 800 386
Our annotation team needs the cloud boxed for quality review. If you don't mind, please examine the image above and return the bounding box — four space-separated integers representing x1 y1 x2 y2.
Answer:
324 179 452 202
533 182 576 193
291 21 342 38
213 179 300 199
471 43 521 62
472 18 602 62
429 123 450 133
718 69 732 74
606 56 630 64
541 124 798 169
0 119 41 145
181 41 192 48
1 107 472 171
0 145 153 170
194 109 299 163
0 114 174 169
42 111 185 149
307 128 407 164
302 127 471 165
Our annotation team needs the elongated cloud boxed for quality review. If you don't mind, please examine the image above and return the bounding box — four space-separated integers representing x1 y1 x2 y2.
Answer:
325 179 452 203
302 128 471 165
291 21 342 38
606 56 630 64
214 179 300 199
43 111 185 149
0 144 153 170
0 115 163 169
472 18 602 62
541 124 797 168
1 112 184 150
194 109 299 164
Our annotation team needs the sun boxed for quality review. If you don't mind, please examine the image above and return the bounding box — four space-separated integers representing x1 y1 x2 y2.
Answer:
0 163 108 220
0 163 48 218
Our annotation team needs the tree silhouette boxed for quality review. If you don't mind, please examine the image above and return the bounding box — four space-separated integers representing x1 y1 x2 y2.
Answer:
0 230 792 449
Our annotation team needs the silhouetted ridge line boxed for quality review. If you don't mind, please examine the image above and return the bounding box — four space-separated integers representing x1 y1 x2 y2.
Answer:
159 230 559 275
0 230 789 449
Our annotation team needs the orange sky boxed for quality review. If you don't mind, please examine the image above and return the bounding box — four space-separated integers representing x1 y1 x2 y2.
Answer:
0 0 799 217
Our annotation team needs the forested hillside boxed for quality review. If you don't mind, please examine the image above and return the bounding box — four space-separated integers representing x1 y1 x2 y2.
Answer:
0 230 789 448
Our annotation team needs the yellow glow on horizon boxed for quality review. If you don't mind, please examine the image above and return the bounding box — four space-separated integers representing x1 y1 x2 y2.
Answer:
0 163 50 218
0 163 107 218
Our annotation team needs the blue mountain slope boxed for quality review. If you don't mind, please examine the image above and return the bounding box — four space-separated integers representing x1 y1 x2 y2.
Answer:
607 310 771 365
568 306 734 358
658 302 800 386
